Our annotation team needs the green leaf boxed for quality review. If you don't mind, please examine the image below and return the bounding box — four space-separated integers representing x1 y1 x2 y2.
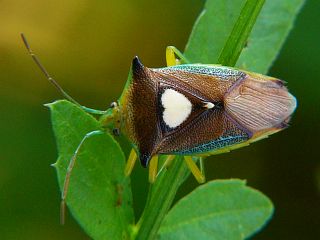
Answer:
48 100 134 240
236 0 305 73
158 180 273 240
185 0 305 73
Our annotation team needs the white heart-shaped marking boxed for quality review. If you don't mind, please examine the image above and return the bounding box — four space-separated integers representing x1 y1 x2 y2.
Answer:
161 89 192 128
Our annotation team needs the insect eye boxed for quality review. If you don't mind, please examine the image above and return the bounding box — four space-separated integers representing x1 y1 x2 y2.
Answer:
110 102 118 108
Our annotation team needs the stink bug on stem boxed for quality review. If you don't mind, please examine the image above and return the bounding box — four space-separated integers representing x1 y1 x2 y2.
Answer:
21 33 297 223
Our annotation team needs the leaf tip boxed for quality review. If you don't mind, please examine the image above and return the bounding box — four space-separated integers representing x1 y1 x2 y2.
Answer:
51 162 57 168
43 100 61 109
44 99 70 109
43 102 53 108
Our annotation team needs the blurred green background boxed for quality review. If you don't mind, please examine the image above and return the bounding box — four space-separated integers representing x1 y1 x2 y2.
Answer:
0 0 319 239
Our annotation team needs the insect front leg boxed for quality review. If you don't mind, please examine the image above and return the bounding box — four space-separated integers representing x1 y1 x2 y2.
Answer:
60 130 104 224
166 46 190 66
184 156 206 184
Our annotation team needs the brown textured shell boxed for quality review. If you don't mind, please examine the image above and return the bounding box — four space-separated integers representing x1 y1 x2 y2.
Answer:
121 58 247 166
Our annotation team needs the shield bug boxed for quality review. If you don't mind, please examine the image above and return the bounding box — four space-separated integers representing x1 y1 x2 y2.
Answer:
117 47 296 183
21 34 296 222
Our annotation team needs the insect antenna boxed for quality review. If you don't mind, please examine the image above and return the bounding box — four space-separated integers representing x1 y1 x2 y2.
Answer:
20 33 83 105
20 33 107 115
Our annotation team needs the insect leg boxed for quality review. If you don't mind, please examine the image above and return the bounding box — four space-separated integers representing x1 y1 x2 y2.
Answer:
166 46 190 66
60 130 104 224
124 149 138 176
184 156 206 183
148 155 159 183
20 33 107 115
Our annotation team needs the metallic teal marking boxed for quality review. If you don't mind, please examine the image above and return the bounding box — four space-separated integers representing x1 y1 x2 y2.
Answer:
161 64 245 80
173 134 249 155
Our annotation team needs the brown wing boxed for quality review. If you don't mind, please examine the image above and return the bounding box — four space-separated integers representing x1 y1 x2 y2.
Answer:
225 72 297 134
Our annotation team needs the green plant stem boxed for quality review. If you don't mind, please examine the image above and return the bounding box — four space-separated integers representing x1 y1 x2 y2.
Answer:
135 157 189 240
218 0 265 66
